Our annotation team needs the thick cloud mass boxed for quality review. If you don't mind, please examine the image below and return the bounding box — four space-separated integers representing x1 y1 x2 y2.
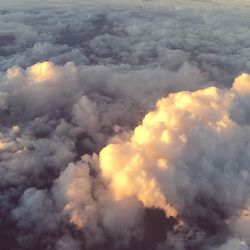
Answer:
1 1 250 250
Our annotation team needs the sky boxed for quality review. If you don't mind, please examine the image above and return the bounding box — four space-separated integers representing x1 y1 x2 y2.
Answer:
1 1 250 250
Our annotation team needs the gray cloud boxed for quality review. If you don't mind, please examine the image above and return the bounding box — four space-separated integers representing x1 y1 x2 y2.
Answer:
0 1 250 84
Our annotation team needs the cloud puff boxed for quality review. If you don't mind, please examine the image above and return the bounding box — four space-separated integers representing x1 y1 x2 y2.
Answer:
215 238 248 250
93 73 250 248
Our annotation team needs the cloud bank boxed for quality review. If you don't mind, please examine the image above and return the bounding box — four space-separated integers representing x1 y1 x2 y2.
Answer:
2 60 250 250
1 1 250 250
1 0 250 84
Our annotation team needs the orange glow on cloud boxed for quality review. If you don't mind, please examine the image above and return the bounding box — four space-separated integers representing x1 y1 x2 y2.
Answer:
27 61 58 83
233 73 250 94
99 74 250 219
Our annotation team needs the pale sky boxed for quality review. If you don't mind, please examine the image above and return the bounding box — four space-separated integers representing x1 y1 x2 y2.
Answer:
2 0 250 7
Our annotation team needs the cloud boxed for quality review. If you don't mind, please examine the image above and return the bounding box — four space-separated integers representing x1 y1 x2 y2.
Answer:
12 70 250 250
1 1 250 250
88 73 250 248
214 238 248 250
0 0 250 85
0 58 205 249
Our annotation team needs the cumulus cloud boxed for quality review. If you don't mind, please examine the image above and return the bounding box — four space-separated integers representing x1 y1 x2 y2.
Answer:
1 1 250 250
0 58 206 249
90 73 250 249
9 69 250 250
62 72 250 248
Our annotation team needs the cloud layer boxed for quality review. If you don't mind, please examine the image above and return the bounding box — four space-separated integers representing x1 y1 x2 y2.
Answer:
1 0 250 84
1 1 250 250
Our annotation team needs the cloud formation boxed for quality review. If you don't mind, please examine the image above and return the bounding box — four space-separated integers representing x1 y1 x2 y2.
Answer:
0 59 206 249
2 60 250 249
1 1 250 250
97 72 250 249
1 0 250 85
